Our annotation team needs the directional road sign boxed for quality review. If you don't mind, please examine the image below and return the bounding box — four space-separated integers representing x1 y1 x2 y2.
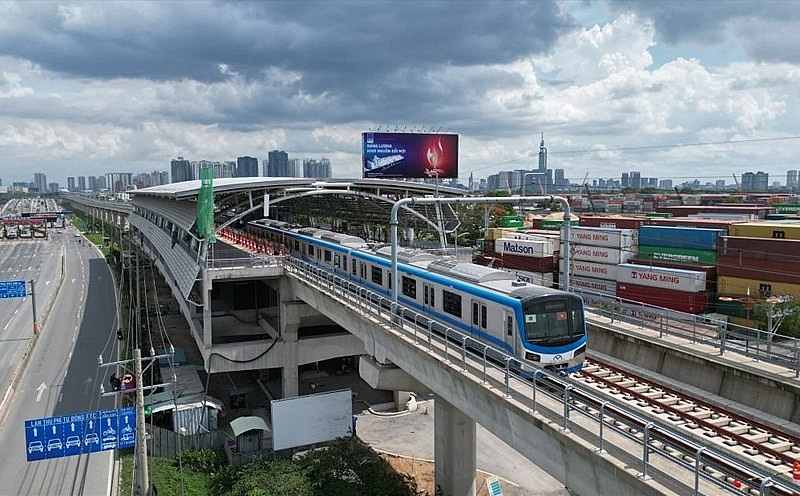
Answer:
24 406 135 462
0 280 26 299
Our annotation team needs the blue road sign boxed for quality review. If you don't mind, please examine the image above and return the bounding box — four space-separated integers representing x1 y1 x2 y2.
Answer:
0 280 26 299
25 407 135 462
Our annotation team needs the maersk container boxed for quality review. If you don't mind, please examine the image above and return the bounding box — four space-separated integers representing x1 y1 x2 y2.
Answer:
569 226 638 250
569 260 618 281
729 222 800 240
637 245 717 265
718 236 800 285
570 244 634 265
638 226 723 251
616 282 708 314
495 238 555 258
616 263 706 293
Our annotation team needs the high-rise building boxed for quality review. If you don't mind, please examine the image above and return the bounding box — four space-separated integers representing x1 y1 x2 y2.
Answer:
236 156 259 177
787 170 798 191
630 171 641 190
106 172 133 193
659 179 672 190
48 182 59 193
266 150 290 177
67 177 76 192
621 172 629 188
33 172 47 193
741 171 769 192
77 176 86 192
303 158 332 178
171 157 193 183
537 134 547 172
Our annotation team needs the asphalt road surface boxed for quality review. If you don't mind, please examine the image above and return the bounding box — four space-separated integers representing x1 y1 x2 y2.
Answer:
0 229 122 495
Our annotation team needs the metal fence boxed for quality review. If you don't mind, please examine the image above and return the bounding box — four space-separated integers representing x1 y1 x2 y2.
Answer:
284 257 795 496
146 424 226 459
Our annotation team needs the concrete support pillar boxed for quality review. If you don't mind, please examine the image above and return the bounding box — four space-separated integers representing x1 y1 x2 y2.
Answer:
202 269 213 352
434 397 477 496
394 391 412 411
280 279 302 398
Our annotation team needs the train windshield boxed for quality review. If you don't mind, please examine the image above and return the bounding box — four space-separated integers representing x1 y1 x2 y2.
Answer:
522 297 584 345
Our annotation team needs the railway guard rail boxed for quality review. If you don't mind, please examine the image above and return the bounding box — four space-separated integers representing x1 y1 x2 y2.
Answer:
283 256 797 496
573 288 800 377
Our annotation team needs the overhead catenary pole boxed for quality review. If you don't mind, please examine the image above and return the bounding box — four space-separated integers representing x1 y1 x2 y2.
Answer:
29 279 38 334
134 348 149 496
390 195 572 306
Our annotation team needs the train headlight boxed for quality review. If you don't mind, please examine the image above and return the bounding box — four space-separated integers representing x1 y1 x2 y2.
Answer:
574 344 586 357
525 352 541 362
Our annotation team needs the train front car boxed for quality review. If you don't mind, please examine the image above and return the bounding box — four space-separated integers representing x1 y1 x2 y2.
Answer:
513 286 587 374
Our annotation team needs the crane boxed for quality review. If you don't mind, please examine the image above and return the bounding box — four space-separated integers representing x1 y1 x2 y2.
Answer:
732 173 741 193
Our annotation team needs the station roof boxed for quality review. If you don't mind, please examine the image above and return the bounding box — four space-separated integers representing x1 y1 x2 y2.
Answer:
131 177 467 229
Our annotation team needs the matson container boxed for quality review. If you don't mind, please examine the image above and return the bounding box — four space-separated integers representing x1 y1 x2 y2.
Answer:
505 233 560 254
569 260 618 281
569 226 638 250
729 222 800 240
502 269 554 287
569 275 617 295
717 275 800 301
638 226 724 251
718 236 800 285
616 263 706 293
616 282 708 314
495 238 555 258
570 245 633 265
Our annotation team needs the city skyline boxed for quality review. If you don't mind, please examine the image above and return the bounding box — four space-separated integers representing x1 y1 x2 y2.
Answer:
1 2 799 185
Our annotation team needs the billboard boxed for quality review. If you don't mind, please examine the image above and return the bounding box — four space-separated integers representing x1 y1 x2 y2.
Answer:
362 132 458 179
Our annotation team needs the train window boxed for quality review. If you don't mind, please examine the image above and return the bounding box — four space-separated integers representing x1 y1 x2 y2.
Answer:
524 300 570 340
472 302 479 326
431 288 435 307
342 256 348 272
352 260 357 277
360 262 367 279
307 243 314 256
371 266 383 285
402 276 416 299
324 250 332 263
481 305 487 329
294 240 299 251
424 286 429 305
507 316 513 337
442 290 461 318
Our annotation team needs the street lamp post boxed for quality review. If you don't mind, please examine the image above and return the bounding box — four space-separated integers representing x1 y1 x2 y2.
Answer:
718 295 753 327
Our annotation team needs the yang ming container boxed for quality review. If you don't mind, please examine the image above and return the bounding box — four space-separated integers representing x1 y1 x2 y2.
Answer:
569 226 638 250
616 263 706 293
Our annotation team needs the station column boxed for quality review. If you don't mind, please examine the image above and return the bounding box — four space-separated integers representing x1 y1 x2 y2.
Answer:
434 397 477 496
280 280 302 398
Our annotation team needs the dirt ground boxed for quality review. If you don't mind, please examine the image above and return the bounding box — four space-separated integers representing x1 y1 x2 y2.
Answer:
383 453 510 496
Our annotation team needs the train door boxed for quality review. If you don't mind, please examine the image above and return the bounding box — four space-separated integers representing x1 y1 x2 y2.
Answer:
470 300 488 339
423 283 435 314
503 311 516 355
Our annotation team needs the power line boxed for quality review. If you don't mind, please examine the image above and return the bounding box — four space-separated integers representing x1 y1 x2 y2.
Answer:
550 136 800 155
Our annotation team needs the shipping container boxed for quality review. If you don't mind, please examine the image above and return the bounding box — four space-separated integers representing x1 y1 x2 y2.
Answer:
501 269 554 287
655 205 771 219
616 282 708 314
645 217 743 231
495 238 555 258
628 258 716 292
569 244 634 265
717 275 800 301
616 263 706 293
486 228 515 241
638 225 724 251
718 236 800 285
568 275 617 295
774 204 800 214
569 226 638 249
568 260 618 281
498 253 556 272
645 212 673 218
578 216 648 230
505 232 560 254
540 219 578 230
729 222 800 240
637 245 717 265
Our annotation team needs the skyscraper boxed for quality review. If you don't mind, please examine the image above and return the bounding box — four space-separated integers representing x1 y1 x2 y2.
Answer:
67 177 76 192
266 150 290 177
303 158 332 178
537 134 547 172
236 156 259 177
171 157 193 183
34 172 47 194
77 176 86 191
787 170 798 191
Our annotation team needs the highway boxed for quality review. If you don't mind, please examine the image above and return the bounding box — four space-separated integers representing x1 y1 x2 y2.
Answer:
0 227 122 495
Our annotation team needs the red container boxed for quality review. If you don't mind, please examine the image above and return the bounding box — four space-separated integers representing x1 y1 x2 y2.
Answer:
717 236 800 285
628 258 717 292
498 253 555 272
616 282 708 314
578 216 648 230
645 217 745 231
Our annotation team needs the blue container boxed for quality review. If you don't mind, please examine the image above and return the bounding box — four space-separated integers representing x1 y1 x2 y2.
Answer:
638 226 724 251
765 214 786 221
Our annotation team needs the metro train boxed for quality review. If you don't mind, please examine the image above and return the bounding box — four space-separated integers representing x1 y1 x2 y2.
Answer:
247 219 587 374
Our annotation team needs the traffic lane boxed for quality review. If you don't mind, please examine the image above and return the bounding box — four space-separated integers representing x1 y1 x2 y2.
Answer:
356 399 570 496
0 241 115 495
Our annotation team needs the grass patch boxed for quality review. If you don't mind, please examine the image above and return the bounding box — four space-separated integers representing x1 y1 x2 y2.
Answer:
119 452 214 496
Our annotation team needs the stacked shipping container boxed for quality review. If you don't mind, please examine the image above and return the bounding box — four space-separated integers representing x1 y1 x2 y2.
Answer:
563 227 637 298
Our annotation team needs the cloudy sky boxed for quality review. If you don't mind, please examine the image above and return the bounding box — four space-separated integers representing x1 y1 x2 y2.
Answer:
1 0 799 188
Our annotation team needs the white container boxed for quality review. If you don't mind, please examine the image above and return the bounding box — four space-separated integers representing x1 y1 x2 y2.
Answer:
570 245 633 265
567 260 618 281
568 275 617 295
502 269 554 287
495 238 555 258
506 232 560 254
616 263 706 293
569 226 638 249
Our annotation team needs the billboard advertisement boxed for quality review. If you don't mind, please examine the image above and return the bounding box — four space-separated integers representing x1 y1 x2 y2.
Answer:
362 132 459 179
